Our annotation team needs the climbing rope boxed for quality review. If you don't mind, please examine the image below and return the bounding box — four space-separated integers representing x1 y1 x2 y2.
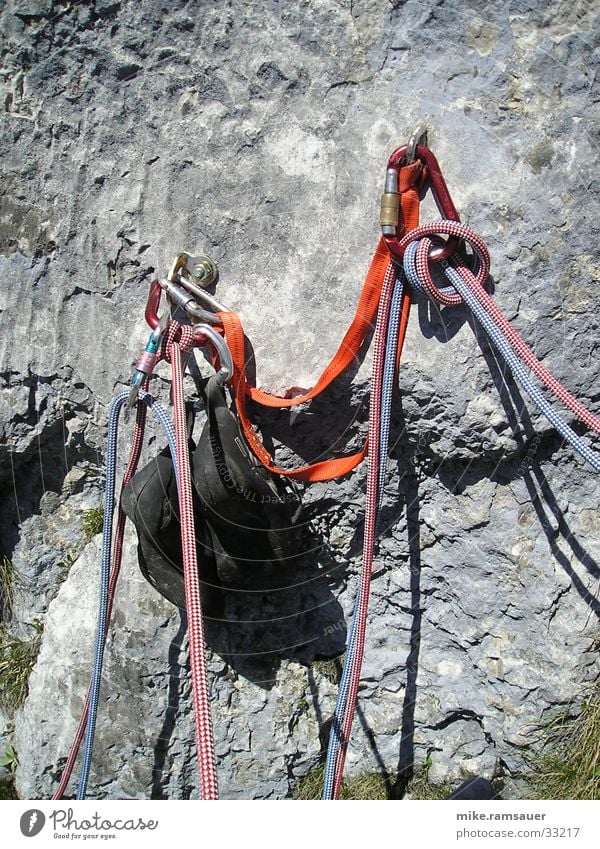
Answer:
324 216 600 798
76 390 178 799
58 322 221 800
321 144 457 798
167 327 219 799
322 268 412 799
54 400 151 800
401 220 600 437
401 222 600 472
378 273 409 506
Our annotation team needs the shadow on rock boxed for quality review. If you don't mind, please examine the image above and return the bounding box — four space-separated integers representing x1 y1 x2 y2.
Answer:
476 329 600 618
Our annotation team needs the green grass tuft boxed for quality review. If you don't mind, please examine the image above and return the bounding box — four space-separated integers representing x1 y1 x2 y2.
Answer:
82 506 104 540
294 759 450 800
0 777 18 800
0 555 17 622
0 620 43 714
404 758 451 800
526 685 600 800
294 765 386 799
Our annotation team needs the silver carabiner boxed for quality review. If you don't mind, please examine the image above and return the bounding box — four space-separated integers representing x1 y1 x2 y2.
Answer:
182 282 230 315
192 324 234 385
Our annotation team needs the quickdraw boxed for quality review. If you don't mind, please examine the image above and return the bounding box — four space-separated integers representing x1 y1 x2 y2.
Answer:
52 129 599 801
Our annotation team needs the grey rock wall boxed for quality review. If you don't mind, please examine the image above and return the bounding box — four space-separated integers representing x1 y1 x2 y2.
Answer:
1 0 599 799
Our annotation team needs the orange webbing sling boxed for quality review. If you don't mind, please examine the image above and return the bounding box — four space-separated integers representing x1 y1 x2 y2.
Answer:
220 160 423 482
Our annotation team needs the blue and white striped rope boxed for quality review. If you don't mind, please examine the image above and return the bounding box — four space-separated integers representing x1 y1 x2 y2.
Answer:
403 240 600 473
322 266 404 799
77 390 178 799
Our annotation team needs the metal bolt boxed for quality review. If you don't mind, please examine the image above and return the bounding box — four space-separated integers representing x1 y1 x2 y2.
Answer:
185 253 218 288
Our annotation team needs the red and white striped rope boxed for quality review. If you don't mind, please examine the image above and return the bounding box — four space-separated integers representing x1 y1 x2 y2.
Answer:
400 220 600 438
168 333 219 800
55 322 218 800
331 262 400 798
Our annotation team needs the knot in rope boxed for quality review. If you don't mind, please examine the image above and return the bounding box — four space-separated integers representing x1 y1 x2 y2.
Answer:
401 218 600 470
162 321 196 362
400 220 490 306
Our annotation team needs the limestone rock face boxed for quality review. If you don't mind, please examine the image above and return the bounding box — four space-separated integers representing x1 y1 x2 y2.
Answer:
1 0 599 799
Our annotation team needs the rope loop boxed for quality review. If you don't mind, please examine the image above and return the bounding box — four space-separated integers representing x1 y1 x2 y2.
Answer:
162 321 195 361
400 220 490 306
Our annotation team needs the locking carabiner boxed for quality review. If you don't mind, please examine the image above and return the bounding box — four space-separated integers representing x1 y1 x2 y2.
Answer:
382 142 461 262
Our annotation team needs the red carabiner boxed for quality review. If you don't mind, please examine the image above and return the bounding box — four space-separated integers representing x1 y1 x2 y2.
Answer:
384 143 461 261
145 280 162 330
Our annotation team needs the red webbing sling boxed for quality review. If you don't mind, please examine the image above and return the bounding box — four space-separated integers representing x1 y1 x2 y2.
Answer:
220 160 424 481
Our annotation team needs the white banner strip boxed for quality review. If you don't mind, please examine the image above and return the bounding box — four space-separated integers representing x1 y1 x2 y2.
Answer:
0 800 597 848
